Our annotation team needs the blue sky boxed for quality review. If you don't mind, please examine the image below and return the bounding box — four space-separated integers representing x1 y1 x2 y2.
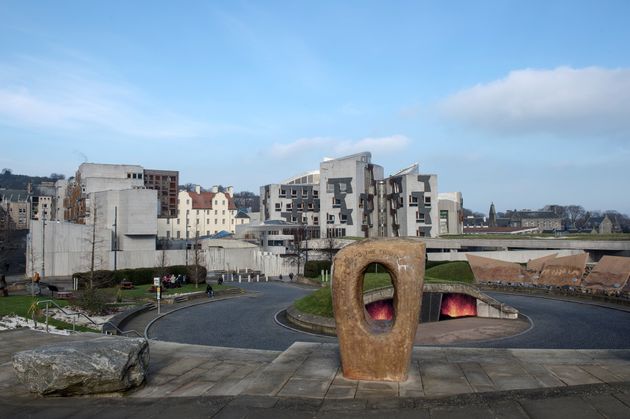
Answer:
1 1 629 214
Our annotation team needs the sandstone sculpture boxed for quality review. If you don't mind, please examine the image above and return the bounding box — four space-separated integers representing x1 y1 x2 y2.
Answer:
332 238 425 381
13 336 149 396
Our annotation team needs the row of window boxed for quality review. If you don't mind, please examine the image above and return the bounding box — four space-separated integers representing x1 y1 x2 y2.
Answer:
279 188 317 198
127 172 143 180
183 209 227 215
275 202 317 211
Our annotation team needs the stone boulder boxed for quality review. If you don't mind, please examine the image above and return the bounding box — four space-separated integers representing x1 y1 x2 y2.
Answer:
12 336 149 396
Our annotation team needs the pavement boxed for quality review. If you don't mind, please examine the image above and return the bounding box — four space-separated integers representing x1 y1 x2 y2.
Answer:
2 283 630 417
2 328 630 417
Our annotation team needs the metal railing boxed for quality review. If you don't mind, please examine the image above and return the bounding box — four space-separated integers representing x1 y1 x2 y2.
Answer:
33 299 143 338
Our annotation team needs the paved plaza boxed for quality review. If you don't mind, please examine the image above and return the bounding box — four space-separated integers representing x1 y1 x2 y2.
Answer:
2 282 630 417
2 328 630 417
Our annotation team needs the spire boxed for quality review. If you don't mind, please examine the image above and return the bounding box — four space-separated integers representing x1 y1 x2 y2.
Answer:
489 202 497 227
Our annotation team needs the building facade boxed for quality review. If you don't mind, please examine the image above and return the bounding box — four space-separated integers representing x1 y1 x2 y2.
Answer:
144 169 179 218
438 192 464 235
157 185 243 239
260 152 443 240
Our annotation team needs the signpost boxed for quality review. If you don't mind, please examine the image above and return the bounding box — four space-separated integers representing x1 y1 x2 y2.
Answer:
154 277 161 315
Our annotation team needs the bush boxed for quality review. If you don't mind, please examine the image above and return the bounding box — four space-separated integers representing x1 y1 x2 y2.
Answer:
304 260 332 278
72 287 110 316
72 265 208 287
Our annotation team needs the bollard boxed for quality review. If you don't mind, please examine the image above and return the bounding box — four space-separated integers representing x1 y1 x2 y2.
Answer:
248 274 251 283
238 275 241 283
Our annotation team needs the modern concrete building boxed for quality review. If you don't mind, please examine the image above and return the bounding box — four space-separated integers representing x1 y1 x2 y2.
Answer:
438 192 464 235
157 185 244 240
260 152 443 241
0 193 30 230
62 163 178 224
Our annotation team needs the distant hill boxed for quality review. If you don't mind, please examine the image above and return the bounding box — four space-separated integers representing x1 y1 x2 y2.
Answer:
0 169 61 191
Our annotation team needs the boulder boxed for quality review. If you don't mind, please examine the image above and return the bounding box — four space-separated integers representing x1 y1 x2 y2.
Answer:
12 336 149 396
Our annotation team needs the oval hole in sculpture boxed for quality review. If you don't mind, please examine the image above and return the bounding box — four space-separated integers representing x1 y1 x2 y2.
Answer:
362 263 395 330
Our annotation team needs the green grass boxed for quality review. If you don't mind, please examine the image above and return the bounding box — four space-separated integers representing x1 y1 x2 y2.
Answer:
294 261 475 317
115 282 234 301
0 295 96 332
425 261 474 283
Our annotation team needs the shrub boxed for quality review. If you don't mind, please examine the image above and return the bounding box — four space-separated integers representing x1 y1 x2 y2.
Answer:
72 287 110 316
72 265 208 287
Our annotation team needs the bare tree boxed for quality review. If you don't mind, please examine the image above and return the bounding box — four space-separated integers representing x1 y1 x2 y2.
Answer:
187 230 205 288
155 238 170 279
289 227 308 278
322 235 339 266
566 205 586 229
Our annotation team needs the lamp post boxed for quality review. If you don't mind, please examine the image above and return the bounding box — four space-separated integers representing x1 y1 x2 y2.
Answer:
185 218 189 268
112 206 118 274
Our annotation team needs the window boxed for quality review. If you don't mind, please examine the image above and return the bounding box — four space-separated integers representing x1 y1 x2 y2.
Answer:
302 189 308 196
424 196 431 208
186 209 190 215
167 218 170 225
297 203 303 210
333 198 341 208
207 230 210 236
326 183 334 193
308 203 314 210
222 200 225 205
214 200 218 205
222 219 226 224
196 209 199 215
275 203 281 211
286 203 293 210
215 219 218 224
409 195 419 206
176 231 181 239
166 231 170 239
215 209 218 215
177 219 180 225
196 219 199 224
207 219 210 224
291 189 297 197
313 216 319 225
340 214 348 224
186 199 190 205
339 183 347 193
327 214 335 224
222 210 225 215
313 190 318 197
127 173 131 178
416 229 425 237
280 189 287 197
416 211 425 223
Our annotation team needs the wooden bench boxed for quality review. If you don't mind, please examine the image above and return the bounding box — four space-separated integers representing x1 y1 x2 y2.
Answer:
56 291 73 299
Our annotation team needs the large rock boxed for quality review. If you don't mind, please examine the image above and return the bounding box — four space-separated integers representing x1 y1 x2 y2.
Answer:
12 336 149 396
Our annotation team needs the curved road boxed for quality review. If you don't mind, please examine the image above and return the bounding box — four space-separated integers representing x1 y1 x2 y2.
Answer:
147 282 630 351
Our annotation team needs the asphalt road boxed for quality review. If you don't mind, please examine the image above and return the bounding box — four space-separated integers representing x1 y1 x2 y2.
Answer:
147 282 335 351
147 282 630 351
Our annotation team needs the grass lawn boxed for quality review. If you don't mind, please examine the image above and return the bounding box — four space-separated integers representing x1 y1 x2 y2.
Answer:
116 282 234 301
294 261 474 318
0 295 96 332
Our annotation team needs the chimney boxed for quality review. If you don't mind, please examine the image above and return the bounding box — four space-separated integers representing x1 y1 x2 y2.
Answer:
227 186 234 195
195 185 201 194
211 185 218 193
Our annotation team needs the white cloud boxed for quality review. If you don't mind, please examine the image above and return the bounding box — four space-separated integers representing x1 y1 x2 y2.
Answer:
0 56 236 139
438 67 630 139
269 135 410 159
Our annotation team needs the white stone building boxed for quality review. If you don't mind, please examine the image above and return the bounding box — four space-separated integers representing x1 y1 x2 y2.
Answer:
157 186 244 240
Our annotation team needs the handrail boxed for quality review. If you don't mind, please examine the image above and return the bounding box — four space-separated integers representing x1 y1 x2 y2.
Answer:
34 299 143 338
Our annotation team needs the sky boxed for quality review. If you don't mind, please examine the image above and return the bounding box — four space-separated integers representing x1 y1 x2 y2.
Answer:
1 1 629 214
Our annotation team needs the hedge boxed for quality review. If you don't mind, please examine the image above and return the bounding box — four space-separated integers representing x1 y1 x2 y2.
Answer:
304 260 332 278
72 265 208 288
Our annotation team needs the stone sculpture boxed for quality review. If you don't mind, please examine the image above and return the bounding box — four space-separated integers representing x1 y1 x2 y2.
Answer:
332 238 425 381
